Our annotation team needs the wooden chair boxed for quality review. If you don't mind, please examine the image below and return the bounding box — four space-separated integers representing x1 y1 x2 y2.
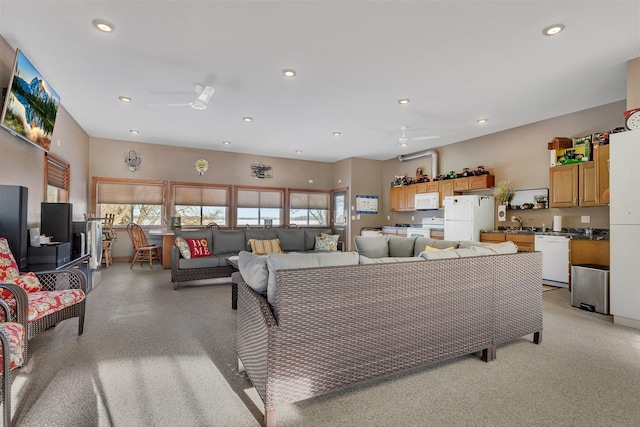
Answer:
126 223 162 268
205 222 221 230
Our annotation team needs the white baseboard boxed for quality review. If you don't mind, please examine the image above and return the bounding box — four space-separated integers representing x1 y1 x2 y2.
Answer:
613 315 640 330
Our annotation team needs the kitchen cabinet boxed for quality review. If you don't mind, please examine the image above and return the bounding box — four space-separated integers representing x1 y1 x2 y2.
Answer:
406 185 416 211
579 162 599 206
549 164 579 207
430 230 444 240
381 226 397 235
569 239 610 267
480 232 506 244
479 232 534 251
595 144 610 204
549 162 605 208
439 180 457 208
389 175 495 211
454 177 470 191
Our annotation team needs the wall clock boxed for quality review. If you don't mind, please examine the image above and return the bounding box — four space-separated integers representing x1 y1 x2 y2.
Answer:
624 108 640 130
195 159 209 175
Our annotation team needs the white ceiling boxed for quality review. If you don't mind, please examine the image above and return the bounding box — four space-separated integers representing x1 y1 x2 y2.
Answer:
1 1 639 163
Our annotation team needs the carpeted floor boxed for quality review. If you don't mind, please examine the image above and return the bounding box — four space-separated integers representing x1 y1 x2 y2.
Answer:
10 262 640 426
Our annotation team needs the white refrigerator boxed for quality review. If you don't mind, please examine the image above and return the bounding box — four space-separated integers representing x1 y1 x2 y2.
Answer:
609 130 640 329
444 195 495 241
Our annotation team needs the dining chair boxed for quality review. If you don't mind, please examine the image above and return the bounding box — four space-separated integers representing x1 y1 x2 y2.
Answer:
126 223 162 268
205 222 221 230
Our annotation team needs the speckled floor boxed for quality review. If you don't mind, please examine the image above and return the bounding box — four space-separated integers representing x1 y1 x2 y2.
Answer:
11 262 640 426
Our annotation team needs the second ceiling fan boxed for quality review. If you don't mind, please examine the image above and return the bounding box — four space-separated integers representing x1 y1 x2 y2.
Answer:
397 126 439 147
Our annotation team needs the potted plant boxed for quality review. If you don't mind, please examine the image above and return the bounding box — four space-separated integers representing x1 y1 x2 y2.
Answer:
494 180 515 206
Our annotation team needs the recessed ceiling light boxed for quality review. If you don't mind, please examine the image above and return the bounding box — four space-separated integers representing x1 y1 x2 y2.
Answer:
130 129 140 134
543 24 564 36
332 131 341 137
400 143 408 148
295 150 302 155
222 141 231 145
398 99 410 105
477 118 488 124
118 96 132 103
93 19 114 32
243 117 253 122
283 69 296 77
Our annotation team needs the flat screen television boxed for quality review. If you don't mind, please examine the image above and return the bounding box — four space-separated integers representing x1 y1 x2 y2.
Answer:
0 49 60 151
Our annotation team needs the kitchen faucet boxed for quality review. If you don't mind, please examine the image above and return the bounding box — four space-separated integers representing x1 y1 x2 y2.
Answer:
514 216 523 230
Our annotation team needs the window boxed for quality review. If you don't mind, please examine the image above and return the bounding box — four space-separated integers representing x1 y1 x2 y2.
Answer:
236 187 283 227
171 183 230 226
44 153 69 202
93 177 167 226
289 190 330 226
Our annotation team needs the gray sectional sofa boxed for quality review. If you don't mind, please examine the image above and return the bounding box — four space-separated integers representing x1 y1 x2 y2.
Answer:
171 227 332 289
236 248 543 426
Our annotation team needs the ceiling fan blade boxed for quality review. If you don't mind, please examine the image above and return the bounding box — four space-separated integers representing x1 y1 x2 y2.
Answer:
410 135 440 141
148 102 192 107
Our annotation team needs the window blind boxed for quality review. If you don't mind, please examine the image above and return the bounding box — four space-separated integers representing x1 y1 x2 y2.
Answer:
97 181 164 204
174 185 229 206
46 153 69 190
237 189 283 208
290 192 330 209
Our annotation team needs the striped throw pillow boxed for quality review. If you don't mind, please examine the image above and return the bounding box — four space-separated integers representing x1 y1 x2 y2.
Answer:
248 239 283 255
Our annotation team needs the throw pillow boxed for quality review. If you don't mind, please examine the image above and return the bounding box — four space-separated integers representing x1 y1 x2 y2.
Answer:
424 245 454 252
185 238 212 258
388 235 417 257
354 235 389 258
0 237 20 282
248 239 283 255
419 250 460 260
174 236 191 259
314 233 339 251
0 272 43 299
238 251 269 295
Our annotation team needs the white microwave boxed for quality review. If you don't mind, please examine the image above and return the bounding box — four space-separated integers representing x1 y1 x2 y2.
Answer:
415 192 440 210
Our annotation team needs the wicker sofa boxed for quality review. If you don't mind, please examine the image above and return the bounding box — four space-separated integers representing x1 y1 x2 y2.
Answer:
171 227 331 289
237 250 543 426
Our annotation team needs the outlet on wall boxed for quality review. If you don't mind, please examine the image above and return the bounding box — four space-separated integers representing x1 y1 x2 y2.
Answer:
581 215 590 223
511 216 516 222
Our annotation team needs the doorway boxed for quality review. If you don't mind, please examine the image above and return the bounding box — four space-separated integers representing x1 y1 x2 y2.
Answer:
332 188 349 251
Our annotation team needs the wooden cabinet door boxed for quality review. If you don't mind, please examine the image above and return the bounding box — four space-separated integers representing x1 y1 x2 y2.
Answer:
390 187 398 212
439 180 455 207
579 162 599 206
405 185 416 211
506 234 534 251
469 174 495 189
415 183 427 194
453 177 469 191
595 144 610 204
480 232 506 244
426 181 439 193
549 165 578 207
396 186 407 211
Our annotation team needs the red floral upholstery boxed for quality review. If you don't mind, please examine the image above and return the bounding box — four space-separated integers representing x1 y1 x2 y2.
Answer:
0 322 25 371
0 238 19 282
0 289 85 322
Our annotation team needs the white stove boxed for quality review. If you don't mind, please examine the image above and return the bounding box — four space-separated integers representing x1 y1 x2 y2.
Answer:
407 217 445 238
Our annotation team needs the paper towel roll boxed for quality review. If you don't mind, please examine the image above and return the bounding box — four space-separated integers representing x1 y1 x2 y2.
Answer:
553 215 562 232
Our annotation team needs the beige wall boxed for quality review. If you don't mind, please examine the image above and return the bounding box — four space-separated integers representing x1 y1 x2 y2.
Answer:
0 35 90 228
383 101 625 230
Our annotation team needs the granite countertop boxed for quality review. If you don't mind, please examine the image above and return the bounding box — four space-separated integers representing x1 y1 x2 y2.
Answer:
482 228 609 241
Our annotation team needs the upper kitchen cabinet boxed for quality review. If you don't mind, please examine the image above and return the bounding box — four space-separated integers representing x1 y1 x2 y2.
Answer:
549 164 579 207
549 162 605 208
390 185 415 212
595 144 610 204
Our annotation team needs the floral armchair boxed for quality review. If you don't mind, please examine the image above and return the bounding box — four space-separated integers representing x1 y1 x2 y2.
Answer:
0 284 27 427
0 237 86 361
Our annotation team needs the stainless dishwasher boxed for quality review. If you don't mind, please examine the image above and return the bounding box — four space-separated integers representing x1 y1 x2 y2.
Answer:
534 235 569 287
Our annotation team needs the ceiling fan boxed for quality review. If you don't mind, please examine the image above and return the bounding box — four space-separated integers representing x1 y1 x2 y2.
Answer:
149 84 215 110
397 126 439 147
